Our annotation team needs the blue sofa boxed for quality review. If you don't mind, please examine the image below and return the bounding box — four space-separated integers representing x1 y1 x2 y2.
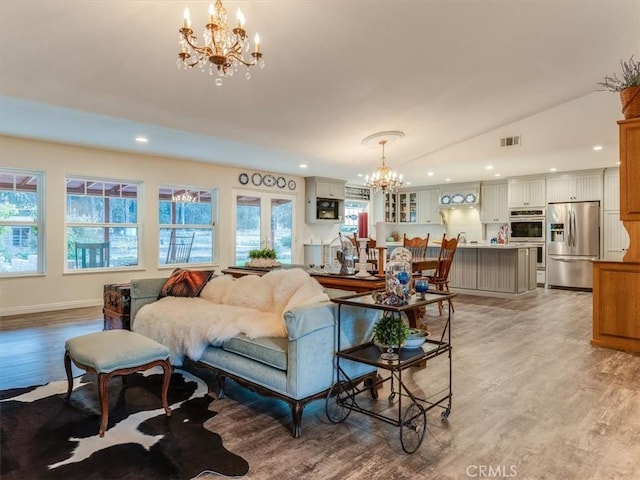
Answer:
129 276 379 437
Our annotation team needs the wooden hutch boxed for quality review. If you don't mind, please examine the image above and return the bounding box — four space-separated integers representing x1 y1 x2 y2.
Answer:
592 117 640 352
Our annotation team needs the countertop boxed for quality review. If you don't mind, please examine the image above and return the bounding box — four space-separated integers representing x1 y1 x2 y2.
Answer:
455 243 538 250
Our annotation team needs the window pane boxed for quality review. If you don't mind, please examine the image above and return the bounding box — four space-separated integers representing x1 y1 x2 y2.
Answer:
108 197 137 223
66 195 105 223
179 202 211 225
159 200 172 224
0 226 38 273
0 191 37 219
340 200 368 235
67 227 138 269
236 197 261 263
158 186 215 265
1 169 42 275
271 199 292 264
66 176 141 271
158 228 211 265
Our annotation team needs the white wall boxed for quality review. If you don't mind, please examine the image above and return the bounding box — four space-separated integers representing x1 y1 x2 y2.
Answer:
0 136 305 315
441 208 483 242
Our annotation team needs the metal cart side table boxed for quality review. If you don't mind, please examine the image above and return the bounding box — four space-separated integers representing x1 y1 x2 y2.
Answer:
327 290 456 453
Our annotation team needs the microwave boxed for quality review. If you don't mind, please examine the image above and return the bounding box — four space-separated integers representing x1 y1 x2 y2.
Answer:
316 199 342 220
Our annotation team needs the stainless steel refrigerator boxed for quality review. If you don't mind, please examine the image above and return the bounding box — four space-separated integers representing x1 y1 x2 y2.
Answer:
547 201 600 289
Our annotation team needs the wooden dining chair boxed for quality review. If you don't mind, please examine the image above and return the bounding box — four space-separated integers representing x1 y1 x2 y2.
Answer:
426 233 460 315
403 234 430 273
364 238 379 270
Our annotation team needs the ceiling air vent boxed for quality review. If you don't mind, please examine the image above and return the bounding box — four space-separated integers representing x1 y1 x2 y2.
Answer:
500 136 520 147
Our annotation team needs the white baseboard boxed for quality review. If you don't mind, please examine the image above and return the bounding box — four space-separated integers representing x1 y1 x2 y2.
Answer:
0 299 102 317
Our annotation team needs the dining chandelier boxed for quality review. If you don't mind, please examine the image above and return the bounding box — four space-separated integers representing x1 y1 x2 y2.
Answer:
177 0 265 86
172 191 197 203
365 139 405 193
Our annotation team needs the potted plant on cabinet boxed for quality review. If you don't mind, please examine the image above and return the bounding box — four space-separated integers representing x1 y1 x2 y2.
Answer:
246 248 281 268
599 55 640 119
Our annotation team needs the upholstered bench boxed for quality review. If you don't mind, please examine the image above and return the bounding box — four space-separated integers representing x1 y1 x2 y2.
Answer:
64 330 172 437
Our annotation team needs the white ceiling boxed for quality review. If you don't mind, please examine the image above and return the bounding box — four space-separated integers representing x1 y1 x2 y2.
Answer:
1 1 639 187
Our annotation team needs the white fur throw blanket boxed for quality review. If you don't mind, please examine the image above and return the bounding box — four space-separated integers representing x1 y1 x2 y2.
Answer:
133 268 329 364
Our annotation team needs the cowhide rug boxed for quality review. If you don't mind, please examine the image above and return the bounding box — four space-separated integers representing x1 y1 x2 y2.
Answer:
0 368 249 480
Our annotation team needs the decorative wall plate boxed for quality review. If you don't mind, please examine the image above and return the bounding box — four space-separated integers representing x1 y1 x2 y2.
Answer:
288 180 296 190
251 173 263 186
276 176 286 188
238 173 249 185
465 193 477 203
440 195 451 205
451 193 464 204
263 174 276 187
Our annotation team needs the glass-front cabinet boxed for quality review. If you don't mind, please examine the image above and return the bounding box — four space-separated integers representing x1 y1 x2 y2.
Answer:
398 191 418 224
384 192 397 223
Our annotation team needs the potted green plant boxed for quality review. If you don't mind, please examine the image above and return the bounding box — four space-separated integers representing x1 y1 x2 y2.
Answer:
246 248 280 267
598 55 640 119
248 248 277 260
373 311 411 354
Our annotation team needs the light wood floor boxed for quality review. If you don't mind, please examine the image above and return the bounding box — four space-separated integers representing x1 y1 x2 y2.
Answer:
1 290 639 480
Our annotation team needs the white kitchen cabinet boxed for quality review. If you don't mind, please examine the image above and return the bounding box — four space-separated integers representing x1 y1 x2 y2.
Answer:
398 191 418 223
546 172 603 203
603 169 620 211
508 178 546 208
603 211 630 261
316 180 345 199
418 189 442 224
480 182 508 223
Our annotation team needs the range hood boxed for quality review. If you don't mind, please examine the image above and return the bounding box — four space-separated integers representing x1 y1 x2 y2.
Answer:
439 182 480 208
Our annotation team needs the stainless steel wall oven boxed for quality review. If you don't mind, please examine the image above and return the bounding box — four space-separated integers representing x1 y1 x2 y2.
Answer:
509 208 545 242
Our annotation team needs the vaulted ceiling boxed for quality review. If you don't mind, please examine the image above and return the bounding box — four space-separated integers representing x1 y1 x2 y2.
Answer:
1 1 639 187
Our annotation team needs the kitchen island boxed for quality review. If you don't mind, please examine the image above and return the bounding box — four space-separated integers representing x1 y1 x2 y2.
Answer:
425 243 538 297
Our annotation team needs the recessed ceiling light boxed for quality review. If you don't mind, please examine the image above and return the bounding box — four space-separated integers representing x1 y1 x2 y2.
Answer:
405 182 411 186
550 168 557 172
485 165 493 170
135 136 148 143
299 164 308 169
593 145 603 151
357 173 363 177
494 173 501 177
616 161 621 165
427 172 434 176
445 178 451 182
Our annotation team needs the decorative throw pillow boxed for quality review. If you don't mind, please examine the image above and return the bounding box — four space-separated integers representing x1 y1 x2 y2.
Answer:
158 268 215 299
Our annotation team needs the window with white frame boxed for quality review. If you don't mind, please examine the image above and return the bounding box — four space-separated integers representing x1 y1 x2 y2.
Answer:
0 169 44 275
158 186 217 265
66 178 140 270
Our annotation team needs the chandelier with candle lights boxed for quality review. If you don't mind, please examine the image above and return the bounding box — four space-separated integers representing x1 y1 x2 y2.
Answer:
172 191 197 203
363 131 405 193
177 0 265 86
